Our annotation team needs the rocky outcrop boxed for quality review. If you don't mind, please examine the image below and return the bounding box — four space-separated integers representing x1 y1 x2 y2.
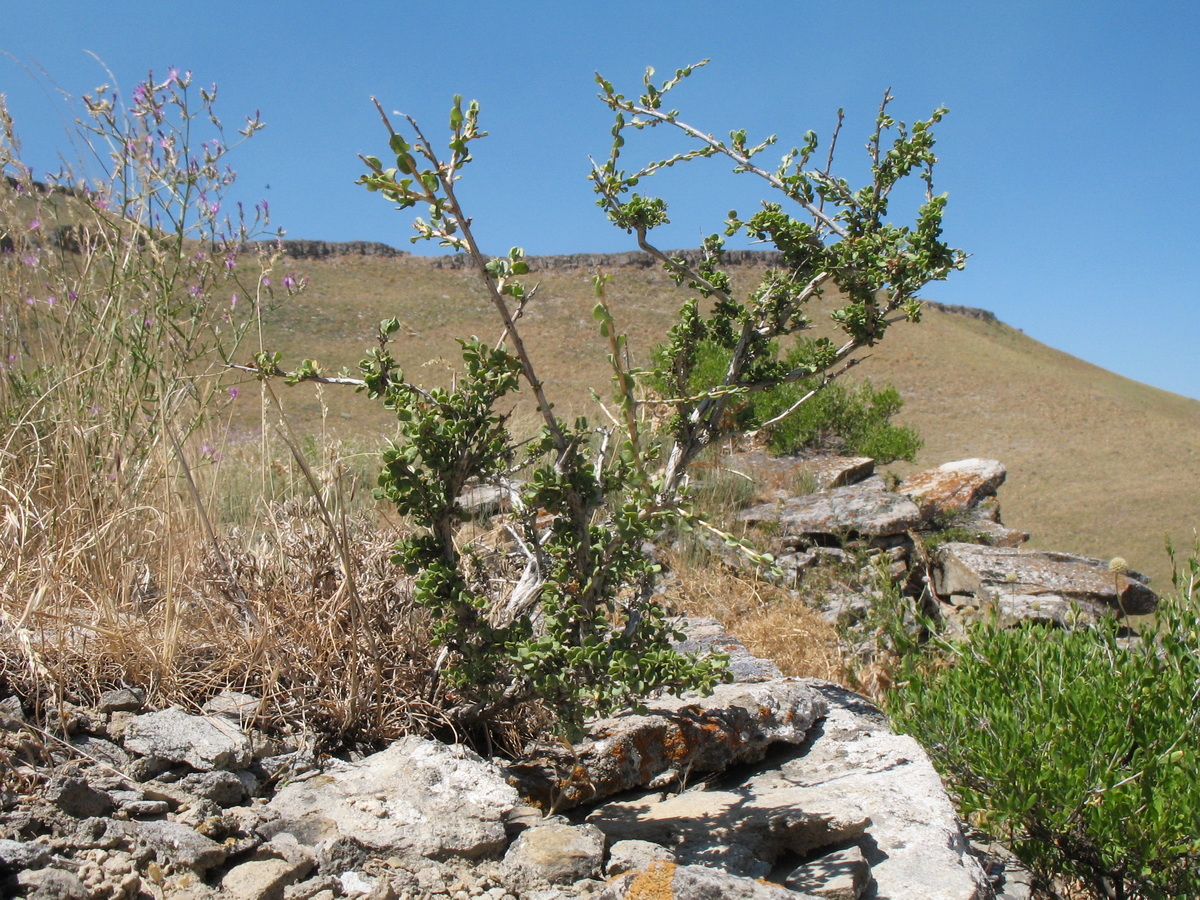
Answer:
722 453 1154 632
585 681 992 899
739 476 925 542
897 458 1008 519
505 678 828 810
431 248 784 271
934 543 1157 623
276 239 407 259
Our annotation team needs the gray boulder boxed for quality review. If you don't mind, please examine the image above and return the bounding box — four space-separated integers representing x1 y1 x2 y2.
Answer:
503 823 606 884
123 707 253 771
739 477 923 543
265 736 519 862
898 458 1007 519
588 681 992 899
934 542 1158 619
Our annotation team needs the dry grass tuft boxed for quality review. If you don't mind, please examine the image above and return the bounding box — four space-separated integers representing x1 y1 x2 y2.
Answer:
663 554 848 684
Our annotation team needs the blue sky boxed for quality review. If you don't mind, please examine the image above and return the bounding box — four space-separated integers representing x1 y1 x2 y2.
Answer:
3 1 1197 398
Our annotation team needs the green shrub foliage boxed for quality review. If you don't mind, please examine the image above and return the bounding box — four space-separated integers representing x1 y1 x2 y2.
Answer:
273 62 963 736
889 557 1200 899
664 339 921 461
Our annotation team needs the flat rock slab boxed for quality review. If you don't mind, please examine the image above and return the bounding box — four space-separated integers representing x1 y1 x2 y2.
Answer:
780 682 991 899
898 458 1007 519
119 819 228 870
934 542 1157 617
266 736 518 862
585 785 870 874
506 679 827 811
591 682 990 898
719 451 876 496
123 707 252 772
739 479 922 541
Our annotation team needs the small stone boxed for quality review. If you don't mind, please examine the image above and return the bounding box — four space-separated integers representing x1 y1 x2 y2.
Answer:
44 775 114 818
784 845 872 899
123 707 253 772
504 823 606 884
98 687 146 714
16 867 90 900
178 770 248 806
0 695 26 730
0 837 52 870
221 857 315 900
120 819 228 870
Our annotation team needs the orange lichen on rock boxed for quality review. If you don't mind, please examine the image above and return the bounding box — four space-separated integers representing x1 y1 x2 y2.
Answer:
624 860 678 900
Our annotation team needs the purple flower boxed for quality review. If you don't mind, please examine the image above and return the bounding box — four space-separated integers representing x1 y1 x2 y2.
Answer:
28 217 41 232
283 274 296 289
230 292 238 307
261 276 271 288
229 387 239 400
166 67 180 86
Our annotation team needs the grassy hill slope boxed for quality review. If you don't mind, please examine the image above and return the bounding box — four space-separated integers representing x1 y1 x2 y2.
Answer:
244 251 1200 588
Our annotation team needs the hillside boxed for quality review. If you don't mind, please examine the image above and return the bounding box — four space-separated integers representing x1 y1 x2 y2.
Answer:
242 246 1200 588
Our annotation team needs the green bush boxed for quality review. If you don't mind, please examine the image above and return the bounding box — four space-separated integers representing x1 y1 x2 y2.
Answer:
271 63 964 737
657 338 921 462
888 555 1200 899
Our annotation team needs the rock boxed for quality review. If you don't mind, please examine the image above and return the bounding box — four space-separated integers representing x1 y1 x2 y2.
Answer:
669 617 782 682
178 770 248 806
739 478 923 543
123 707 253 771
120 819 228 870
97 687 146 714
457 482 513 518
784 845 872 899
605 840 676 876
43 775 113 818
220 857 314 900
585 786 870 876
597 861 809 899
506 679 827 811
16 867 91 899
934 542 1158 618
0 695 26 730
898 458 1007 519
503 823 605 884
266 736 519 862
70 734 131 771
0 837 51 870
719 451 876 496
784 682 991 899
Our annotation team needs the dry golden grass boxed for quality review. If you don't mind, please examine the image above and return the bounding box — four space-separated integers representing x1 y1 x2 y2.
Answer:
663 557 848 684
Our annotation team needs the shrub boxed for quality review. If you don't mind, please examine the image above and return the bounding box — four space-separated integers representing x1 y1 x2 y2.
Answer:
266 62 964 737
888 552 1200 899
656 338 921 462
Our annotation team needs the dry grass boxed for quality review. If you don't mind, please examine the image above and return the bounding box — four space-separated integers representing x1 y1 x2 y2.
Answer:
663 558 848 684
